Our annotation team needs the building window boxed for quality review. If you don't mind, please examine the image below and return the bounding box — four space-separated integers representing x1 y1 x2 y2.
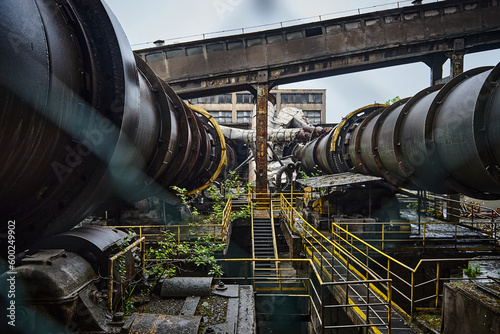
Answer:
303 110 321 124
221 94 232 104
310 93 323 104
237 110 252 123
186 46 203 56
145 52 163 62
206 43 224 53
236 93 253 104
246 38 263 47
211 111 233 124
165 49 184 59
286 31 303 41
305 27 323 37
281 93 323 104
227 41 244 50
266 34 283 44
190 94 232 104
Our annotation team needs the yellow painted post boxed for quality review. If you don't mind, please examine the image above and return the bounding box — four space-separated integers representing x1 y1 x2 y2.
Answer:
142 244 146 277
278 261 282 291
388 281 392 334
423 222 426 248
108 258 114 310
139 227 143 251
387 259 391 293
410 272 414 319
435 262 440 308
177 226 180 244
291 186 294 226
365 245 369 280
107 237 145 311
382 223 385 251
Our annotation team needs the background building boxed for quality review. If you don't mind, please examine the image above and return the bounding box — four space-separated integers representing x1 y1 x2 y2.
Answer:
187 89 326 126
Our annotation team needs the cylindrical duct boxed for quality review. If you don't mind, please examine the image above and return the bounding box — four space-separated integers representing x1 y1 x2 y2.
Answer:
0 0 225 251
295 64 500 199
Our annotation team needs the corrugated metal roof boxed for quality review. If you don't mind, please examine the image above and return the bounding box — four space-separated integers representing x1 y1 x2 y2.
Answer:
296 172 382 188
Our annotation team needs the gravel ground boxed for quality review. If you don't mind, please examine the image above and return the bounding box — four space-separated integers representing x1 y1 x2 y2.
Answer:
195 295 228 332
138 294 184 315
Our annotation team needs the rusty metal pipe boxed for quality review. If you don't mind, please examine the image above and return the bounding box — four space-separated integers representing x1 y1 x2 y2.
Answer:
0 0 225 252
294 64 500 199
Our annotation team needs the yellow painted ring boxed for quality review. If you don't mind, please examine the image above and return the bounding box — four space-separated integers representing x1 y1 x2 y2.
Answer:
330 104 386 152
186 103 227 195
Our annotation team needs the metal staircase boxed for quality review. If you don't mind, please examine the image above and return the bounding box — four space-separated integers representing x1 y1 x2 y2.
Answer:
251 208 279 290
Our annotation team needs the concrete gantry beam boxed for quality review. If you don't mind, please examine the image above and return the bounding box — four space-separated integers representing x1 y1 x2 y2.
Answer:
135 0 500 98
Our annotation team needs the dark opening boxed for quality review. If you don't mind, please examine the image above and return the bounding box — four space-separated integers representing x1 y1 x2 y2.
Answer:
305 27 323 37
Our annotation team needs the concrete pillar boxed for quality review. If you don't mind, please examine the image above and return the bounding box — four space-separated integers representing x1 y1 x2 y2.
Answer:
424 54 447 85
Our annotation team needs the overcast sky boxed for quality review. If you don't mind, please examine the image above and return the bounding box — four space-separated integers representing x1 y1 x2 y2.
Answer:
104 0 500 123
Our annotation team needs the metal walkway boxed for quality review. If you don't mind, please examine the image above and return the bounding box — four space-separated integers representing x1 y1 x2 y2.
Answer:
277 194 417 334
306 237 415 334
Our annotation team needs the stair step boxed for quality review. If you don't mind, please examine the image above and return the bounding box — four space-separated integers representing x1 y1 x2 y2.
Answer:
255 263 275 267
255 271 277 276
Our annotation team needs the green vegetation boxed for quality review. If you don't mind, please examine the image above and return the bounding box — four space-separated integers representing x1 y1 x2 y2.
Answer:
173 171 253 226
147 232 226 279
384 96 401 105
464 263 482 278
415 313 441 331
299 166 320 181
117 172 254 316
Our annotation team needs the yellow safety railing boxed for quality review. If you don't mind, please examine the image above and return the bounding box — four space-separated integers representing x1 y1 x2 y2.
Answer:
107 237 145 310
329 219 499 252
221 198 232 243
104 190 499 327
107 196 235 244
276 190 500 320
279 195 392 333
218 258 392 334
330 220 500 320
404 192 500 240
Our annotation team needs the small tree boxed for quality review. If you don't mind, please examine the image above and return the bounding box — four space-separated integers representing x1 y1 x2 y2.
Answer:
384 96 401 105
146 232 225 280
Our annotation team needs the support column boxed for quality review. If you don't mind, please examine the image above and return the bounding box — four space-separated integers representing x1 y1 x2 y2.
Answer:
424 53 447 85
448 38 465 223
255 71 269 196
450 39 465 78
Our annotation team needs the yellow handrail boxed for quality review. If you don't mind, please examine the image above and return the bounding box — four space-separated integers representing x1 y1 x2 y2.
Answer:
108 237 145 310
279 193 500 320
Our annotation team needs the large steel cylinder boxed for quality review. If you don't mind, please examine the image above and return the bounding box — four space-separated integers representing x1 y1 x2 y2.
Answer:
0 0 226 252
295 64 500 199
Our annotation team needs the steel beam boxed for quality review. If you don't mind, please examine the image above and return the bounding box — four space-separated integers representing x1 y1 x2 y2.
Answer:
255 80 269 196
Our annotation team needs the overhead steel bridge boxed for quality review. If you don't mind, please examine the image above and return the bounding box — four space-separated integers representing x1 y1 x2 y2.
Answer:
135 0 500 97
